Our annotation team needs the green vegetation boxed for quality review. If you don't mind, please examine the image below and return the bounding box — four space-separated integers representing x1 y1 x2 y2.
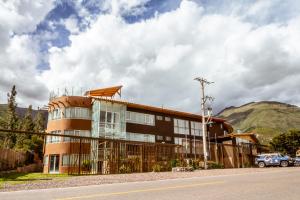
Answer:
152 163 162 172
270 129 300 156
218 101 300 144
0 86 46 162
0 172 70 188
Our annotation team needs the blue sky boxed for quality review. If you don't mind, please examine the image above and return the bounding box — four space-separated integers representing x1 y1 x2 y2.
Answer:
1 0 300 112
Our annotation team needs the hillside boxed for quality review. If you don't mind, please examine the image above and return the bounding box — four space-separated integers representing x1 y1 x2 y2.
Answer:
0 104 48 127
218 101 300 144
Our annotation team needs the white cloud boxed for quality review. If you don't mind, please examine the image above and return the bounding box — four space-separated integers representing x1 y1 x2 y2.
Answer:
64 16 80 34
40 0 300 113
0 0 54 107
1 0 300 112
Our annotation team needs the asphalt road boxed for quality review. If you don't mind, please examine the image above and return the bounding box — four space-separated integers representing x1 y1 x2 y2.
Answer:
1 167 300 200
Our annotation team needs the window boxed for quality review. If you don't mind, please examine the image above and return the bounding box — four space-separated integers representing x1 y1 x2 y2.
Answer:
220 123 223 129
126 132 155 143
165 136 172 141
165 117 171 121
156 115 163 120
156 135 163 140
49 107 90 120
174 119 189 135
48 108 62 120
174 137 183 145
43 155 48 165
64 107 90 119
63 130 91 142
191 121 202 136
62 154 69 166
46 131 62 143
126 111 155 126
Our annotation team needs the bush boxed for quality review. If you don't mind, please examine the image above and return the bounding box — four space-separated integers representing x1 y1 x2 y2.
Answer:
170 159 178 168
152 163 162 172
191 159 201 170
207 161 224 169
119 164 131 174
82 160 91 170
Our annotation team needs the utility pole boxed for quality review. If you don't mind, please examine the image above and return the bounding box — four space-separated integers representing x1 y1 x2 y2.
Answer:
194 77 214 170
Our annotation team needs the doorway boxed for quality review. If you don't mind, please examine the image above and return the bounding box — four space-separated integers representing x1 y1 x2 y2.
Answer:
49 154 60 173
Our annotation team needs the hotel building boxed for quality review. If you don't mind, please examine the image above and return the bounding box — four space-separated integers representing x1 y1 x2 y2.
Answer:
43 86 234 174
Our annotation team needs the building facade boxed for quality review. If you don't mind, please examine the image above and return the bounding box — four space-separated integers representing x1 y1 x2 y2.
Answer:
43 86 233 174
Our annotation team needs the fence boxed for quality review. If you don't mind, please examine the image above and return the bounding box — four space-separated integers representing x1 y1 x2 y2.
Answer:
0 148 26 171
0 129 266 175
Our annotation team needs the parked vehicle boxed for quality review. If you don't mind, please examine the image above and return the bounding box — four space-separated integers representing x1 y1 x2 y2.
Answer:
255 153 293 168
294 156 300 166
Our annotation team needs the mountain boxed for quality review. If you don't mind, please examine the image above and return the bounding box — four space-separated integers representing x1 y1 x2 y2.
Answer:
217 101 300 144
0 104 48 127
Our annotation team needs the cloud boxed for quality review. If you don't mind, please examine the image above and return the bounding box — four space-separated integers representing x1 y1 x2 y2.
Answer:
0 0 54 107
1 0 300 113
40 0 300 114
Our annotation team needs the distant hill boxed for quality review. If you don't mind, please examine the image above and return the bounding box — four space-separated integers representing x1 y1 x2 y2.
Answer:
217 101 300 144
0 104 48 127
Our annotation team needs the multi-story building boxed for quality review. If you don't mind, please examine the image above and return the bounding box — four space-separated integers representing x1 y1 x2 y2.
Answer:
43 86 233 174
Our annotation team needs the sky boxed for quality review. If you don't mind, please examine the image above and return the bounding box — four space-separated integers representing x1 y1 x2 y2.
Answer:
1 0 300 114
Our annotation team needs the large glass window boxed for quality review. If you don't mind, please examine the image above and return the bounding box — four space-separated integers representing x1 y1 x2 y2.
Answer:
63 130 91 142
64 107 91 119
191 121 202 136
174 119 189 135
126 132 155 143
48 107 90 121
48 108 62 120
126 111 155 126
46 130 62 143
92 101 126 139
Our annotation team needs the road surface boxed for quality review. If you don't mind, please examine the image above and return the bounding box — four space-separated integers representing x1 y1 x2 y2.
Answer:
1 167 300 200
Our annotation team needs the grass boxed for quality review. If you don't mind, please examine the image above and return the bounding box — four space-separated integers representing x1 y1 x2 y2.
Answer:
0 172 71 188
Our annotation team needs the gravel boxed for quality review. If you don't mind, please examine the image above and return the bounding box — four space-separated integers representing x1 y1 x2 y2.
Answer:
0 168 292 192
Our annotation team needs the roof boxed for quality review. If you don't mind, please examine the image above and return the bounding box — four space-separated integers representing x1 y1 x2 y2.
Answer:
85 86 122 98
228 132 259 143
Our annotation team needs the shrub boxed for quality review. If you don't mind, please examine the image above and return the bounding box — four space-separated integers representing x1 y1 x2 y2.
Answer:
82 160 91 170
190 159 201 170
170 159 178 168
207 161 224 169
152 163 162 172
119 164 131 174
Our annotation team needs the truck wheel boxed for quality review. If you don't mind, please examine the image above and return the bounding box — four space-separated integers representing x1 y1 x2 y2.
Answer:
258 162 265 168
280 161 288 167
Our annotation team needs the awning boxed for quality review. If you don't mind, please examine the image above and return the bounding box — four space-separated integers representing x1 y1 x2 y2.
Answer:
85 85 122 98
216 132 259 144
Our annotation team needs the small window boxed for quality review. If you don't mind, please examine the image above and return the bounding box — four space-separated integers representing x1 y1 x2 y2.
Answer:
165 117 171 121
156 135 163 140
165 136 172 141
156 116 163 120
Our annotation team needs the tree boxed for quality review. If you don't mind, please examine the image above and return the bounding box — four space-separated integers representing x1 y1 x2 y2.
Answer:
34 110 45 132
33 110 46 158
270 129 300 156
0 85 19 148
16 105 35 151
